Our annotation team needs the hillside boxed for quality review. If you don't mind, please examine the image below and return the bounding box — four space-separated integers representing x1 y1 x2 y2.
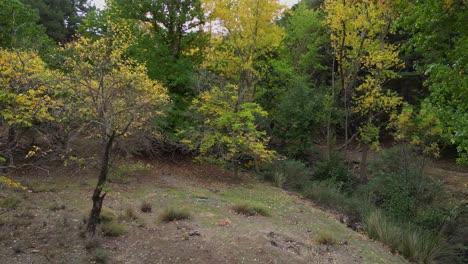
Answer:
0 160 407 264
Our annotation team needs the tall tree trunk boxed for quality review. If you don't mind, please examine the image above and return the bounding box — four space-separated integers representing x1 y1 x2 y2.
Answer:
360 144 369 183
87 131 116 236
327 56 336 160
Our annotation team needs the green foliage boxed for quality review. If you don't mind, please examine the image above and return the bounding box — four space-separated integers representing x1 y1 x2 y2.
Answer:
273 79 325 157
361 146 446 226
261 159 311 190
282 2 329 83
302 182 365 223
20 0 93 43
312 156 355 194
159 207 191 222
231 202 270 217
182 84 275 172
111 0 206 95
0 0 52 50
364 209 442 263
396 0 468 165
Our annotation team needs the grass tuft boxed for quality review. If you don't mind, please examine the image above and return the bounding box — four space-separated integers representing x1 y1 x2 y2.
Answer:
364 209 442 263
119 206 138 222
0 197 20 209
140 201 152 213
316 231 337 246
101 221 128 237
231 202 270 217
91 248 108 263
159 207 191 222
100 208 117 223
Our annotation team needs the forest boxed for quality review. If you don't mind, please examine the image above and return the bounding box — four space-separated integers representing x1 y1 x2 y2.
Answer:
0 0 466 263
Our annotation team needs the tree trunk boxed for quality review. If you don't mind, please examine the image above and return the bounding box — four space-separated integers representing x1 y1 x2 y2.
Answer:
254 156 260 174
87 131 115 236
360 144 369 183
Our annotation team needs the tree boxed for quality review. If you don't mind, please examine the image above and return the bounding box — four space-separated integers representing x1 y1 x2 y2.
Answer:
182 84 275 175
20 0 93 43
110 0 206 94
204 0 285 102
62 20 168 235
0 0 51 50
0 49 58 170
325 0 403 180
396 0 467 165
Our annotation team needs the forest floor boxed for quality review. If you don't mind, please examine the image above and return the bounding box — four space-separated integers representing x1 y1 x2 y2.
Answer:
0 158 414 264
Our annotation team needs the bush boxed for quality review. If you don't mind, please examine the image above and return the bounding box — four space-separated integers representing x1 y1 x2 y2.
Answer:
261 159 311 190
100 208 117 223
312 156 355 194
101 221 128 237
159 207 191 222
361 146 445 224
91 248 108 264
140 201 152 213
231 202 270 217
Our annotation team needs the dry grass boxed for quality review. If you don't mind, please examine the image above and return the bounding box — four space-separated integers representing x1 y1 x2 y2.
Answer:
316 232 337 246
159 207 191 222
140 201 152 213
101 220 128 237
232 202 270 217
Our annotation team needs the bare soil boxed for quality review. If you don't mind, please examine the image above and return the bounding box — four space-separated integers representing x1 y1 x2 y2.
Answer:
1 159 411 264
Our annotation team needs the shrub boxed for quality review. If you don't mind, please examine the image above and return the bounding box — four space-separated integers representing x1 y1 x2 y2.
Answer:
302 182 367 223
262 159 311 190
159 207 191 222
140 201 152 213
101 221 128 237
231 202 270 217
362 145 445 224
100 208 117 223
91 248 108 264
312 156 355 194
316 232 336 246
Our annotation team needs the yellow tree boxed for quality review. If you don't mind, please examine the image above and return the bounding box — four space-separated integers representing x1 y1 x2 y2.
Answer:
62 18 169 235
325 0 403 180
203 0 285 102
0 49 57 169
181 84 275 175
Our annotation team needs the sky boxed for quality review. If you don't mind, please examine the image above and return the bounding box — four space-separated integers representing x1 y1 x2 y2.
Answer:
91 0 299 9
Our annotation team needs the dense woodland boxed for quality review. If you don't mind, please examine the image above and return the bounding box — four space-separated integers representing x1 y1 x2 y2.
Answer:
0 0 467 263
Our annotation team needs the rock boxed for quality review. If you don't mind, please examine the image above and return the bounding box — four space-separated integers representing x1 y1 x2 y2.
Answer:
31 249 40 253
189 230 200 236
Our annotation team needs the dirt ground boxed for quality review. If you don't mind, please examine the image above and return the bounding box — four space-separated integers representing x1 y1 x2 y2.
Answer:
0 159 414 263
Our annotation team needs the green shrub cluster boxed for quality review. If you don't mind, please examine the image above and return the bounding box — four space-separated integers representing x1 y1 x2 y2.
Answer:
311 155 355 194
261 159 311 190
360 146 449 229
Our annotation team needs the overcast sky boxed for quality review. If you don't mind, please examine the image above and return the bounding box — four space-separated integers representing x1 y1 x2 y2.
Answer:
91 0 299 9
